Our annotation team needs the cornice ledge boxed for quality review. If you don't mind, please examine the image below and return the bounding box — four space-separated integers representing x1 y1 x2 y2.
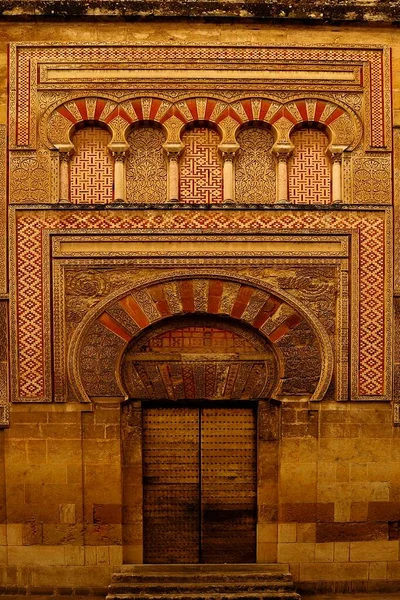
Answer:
1 0 400 23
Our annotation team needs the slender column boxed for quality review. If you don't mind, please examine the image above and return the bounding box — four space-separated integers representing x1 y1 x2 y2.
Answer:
331 153 343 203
222 152 235 203
113 152 126 203
59 152 71 203
167 152 180 202
276 153 290 203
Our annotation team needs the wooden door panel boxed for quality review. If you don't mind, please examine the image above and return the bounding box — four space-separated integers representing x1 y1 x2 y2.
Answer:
200 407 257 563
143 407 200 563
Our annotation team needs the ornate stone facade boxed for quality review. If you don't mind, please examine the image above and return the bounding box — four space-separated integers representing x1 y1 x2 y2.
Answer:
0 26 399 597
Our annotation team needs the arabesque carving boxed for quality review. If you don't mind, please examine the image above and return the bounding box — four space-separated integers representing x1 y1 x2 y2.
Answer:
235 127 276 204
126 125 167 204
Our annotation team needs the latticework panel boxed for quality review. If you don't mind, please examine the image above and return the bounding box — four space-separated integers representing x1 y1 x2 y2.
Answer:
180 127 223 204
126 125 167 203
289 128 331 205
70 127 113 204
235 127 276 204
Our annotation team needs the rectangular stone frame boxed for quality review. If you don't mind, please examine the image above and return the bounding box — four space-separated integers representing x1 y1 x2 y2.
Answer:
8 208 391 403
51 235 348 403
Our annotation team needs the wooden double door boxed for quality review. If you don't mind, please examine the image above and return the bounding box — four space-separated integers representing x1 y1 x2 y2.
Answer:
143 404 257 564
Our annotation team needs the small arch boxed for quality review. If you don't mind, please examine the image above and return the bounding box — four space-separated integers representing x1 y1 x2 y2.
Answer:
180 122 223 204
288 125 331 205
125 122 168 204
235 122 277 204
69 124 114 204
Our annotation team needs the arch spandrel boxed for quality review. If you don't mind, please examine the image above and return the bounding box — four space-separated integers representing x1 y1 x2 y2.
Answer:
67 273 333 405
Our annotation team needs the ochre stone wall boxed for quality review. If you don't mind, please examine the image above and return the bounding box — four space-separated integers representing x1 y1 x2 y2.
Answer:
0 18 400 595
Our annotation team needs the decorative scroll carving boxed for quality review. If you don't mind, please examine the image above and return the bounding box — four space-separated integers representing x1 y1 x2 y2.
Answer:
180 127 223 204
79 321 124 397
70 127 113 204
9 151 50 203
126 126 167 204
235 127 276 204
289 128 331 204
353 156 392 204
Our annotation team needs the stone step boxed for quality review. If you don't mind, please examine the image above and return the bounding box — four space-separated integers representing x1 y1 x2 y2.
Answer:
112 573 293 584
106 594 301 600
107 564 301 600
120 565 290 574
108 582 296 594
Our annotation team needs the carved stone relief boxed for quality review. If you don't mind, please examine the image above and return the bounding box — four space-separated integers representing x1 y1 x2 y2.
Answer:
126 125 167 204
235 127 276 204
352 155 392 204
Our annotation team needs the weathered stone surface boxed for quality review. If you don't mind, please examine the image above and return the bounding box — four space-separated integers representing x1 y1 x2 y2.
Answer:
0 0 397 23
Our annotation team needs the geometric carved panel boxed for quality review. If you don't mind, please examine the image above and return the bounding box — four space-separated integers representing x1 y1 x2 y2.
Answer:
235 127 276 204
126 125 167 204
289 128 331 205
180 127 223 204
70 127 113 204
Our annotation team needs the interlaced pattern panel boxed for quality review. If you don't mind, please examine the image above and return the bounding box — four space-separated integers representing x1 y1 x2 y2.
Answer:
70 127 113 204
235 127 276 204
126 126 167 203
180 127 223 204
289 128 331 205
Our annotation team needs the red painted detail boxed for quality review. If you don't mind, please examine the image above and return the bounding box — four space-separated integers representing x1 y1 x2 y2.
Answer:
231 286 255 319
75 99 88 121
149 98 162 121
131 99 143 120
118 106 134 124
119 295 150 329
208 280 224 314
148 285 171 318
324 106 345 126
295 100 308 122
204 99 218 121
171 106 188 123
104 107 119 124
268 313 303 343
253 296 282 329
180 280 195 313
186 99 199 121
94 99 106 121
314 100 327 123
228 107 243 124
282 107 299 125
57 105 77 124
97 312 132 342
214 106 229 124
240 99 253 121
259 100 271 122
269 107 284 125
159 106 174 124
